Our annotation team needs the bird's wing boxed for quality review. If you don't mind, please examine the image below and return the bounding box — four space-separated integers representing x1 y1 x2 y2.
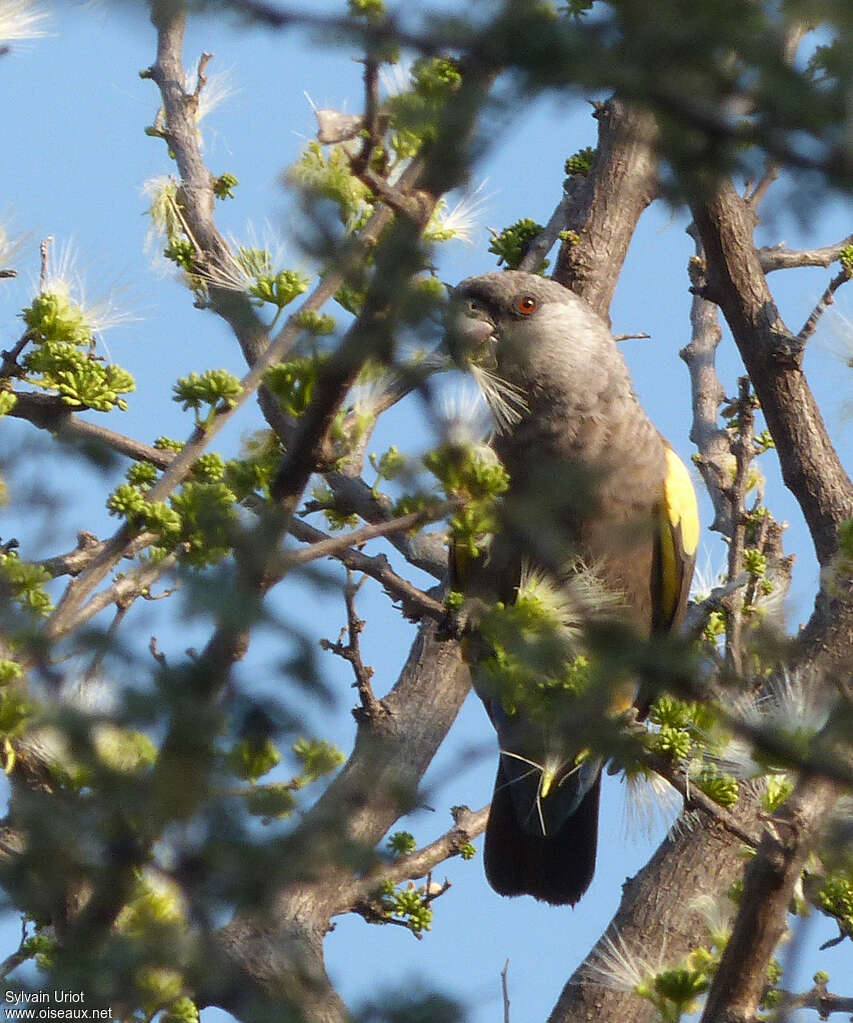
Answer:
652 445 700 634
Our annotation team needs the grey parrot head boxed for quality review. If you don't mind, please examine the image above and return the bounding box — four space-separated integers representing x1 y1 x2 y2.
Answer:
446 271 627 429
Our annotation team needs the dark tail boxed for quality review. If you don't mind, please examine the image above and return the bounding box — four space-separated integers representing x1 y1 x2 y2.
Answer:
483 764 601 906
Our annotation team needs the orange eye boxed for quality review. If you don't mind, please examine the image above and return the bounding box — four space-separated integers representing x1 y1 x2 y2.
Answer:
515 295 537 315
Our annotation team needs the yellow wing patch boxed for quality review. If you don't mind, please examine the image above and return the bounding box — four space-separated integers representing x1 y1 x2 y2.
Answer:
656 447 700 631
664 447 700 557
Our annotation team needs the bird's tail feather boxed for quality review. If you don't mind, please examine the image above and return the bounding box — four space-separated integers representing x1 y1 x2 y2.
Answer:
484 764 601 906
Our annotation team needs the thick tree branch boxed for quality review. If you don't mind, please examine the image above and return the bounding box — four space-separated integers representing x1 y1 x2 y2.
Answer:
552 98 659 321
680 233 732 536
759 235 853 273
548 794 759 1023
214 623 471 1022
701 774 843 1023
691 179 853 566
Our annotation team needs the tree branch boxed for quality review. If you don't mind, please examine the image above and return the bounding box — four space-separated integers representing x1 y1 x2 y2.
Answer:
8 392 173 468
691 179 853 566
680 232 733 537
552 98 659 321
287 518 446 623
759 235 853 273
700 774 843 1023
337 804 489 913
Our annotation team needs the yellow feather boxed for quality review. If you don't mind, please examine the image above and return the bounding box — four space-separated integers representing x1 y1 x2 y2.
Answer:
663 447 700 557
657 447 700 626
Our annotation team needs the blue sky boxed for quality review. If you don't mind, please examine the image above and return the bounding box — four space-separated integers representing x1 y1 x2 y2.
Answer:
1 3 852 1021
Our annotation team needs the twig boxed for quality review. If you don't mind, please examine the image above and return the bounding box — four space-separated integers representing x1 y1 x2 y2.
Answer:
722 377 757 674
336 804 489 912
83 602 131 682
323 473 448 579
321 571 380 717
613 331 650 342
0 333 31 379
682 571 749 638
641 751 761 848
745 162 778 208
774 983 853 1018
50 549 183 639
288 518 446 622
353 56 382 173
797 265 852 346
501 959 511 1023
286 505 449 567
8 392 174 468
192 51 212 101
38 236 52 292
518 193 572 274
351 165 428 220
149 636 167 666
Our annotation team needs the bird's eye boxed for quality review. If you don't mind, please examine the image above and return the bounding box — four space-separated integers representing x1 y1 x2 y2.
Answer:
515 296 537 316
467 298 483 314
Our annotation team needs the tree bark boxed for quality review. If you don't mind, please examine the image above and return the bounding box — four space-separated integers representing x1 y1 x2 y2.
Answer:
212 626 471 1020
552 98 658 323
548 799 756 1023
690 180 853 566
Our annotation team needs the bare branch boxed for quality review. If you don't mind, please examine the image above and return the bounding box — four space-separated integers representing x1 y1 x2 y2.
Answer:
54 549 183 637
613 331 650 342
321 572 380 717
775 983 853 1018
797 266 853 346
38 236 51 291
285 506 449 568
336 804 488 911
745 162 779 208
518 192 572 274
759 235 853 272
682 572 749 638
680 278 733 537
287 518 446 622
8 392 174 468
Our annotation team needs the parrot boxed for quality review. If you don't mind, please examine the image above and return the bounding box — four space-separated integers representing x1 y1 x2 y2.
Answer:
445 271 699 906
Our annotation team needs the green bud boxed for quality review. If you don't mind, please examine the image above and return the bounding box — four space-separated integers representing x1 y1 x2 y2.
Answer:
161 997 200 1023
487 218 547 273
693 765 739 807
227 736 282 783
292 737 345 783
564 146 596 178
387 831 416 856
245 783 298 822
213 172 238 200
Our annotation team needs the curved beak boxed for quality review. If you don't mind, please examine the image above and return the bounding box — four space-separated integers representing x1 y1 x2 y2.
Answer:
445 305 496 368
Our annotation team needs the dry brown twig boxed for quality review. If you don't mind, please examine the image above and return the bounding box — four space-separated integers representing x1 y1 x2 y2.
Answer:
321 570 380 718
